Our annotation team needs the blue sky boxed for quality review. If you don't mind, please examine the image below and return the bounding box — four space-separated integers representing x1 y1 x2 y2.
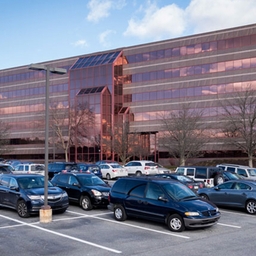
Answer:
1 0 256 70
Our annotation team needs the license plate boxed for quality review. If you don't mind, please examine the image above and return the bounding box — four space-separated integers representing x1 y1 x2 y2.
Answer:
194 186 198 189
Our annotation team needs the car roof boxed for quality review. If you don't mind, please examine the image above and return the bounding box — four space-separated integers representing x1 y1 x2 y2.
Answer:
117 176 181 184
57 172 95 177
0 173 44 178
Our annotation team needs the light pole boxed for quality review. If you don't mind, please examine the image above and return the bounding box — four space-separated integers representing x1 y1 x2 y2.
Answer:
29 64 67 223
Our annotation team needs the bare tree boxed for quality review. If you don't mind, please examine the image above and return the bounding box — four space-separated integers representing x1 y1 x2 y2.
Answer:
50 102 95 162
0 120 11 155
102 118 143 165
160 104 208 166
220 89 256 167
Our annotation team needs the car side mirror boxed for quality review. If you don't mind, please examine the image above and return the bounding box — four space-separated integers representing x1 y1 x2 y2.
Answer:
10 186 19 191
72 182 80 187
158 196 168 202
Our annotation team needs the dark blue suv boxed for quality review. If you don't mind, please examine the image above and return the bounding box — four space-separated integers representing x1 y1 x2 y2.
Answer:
108 176 221 232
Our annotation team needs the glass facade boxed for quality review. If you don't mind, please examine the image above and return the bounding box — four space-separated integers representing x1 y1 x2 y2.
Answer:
1 23 256 162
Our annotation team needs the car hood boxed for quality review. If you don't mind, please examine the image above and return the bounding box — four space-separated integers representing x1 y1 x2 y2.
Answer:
178 197 217 211
23 186 64 195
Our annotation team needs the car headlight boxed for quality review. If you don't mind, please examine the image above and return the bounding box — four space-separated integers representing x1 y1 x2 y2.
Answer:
185 211 200 216
62 191 68 197
91 189 102 196
27 195 43 200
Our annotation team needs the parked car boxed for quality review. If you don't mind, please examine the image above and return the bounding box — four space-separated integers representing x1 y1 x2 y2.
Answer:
175 166 225 187
0 164 14 174
48 162 79 179
197 180 256 214
4 159 22 168
155 163 170 174
0 174 69 217
216 163 256 180
51 172 110 210
154 173 205 193
99 163 128 180
108 176 221 232
124 160 158 176
77 163 102 179
13 163 45 175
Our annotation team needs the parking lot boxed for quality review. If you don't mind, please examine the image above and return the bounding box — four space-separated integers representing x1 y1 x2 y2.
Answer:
0 203 255 256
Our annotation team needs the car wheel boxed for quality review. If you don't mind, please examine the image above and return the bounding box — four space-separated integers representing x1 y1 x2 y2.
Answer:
106 173 111 180
200 193 209 201
135 171 142 176
246 200 256 214
214 174 224 186
167 214 185 232
80 196 92 210
17 200 30 218
114 205 127 221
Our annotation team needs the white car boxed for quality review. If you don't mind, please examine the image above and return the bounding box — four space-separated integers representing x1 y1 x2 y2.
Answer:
13 163 45 176
99 163 128 180
124 160 158 176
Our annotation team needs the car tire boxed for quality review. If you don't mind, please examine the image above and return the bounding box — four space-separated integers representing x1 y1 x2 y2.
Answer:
17 200 30 218
80 196 93 210
106 173 111 180
214 174 224 186
167 214 185 232
200 193 209 201
246 200 256 214
114 205 127 221
135 171 142 176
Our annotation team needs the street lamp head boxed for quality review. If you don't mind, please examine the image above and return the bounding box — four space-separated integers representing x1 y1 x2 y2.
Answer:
29 64 47 71
29 64 67 74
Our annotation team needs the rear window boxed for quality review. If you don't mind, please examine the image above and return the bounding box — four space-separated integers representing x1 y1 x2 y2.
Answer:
111 179 146 194
195 167 207 179
145 163 157 167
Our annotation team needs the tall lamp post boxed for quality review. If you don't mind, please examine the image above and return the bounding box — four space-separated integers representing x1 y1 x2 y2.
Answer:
29 64 67 223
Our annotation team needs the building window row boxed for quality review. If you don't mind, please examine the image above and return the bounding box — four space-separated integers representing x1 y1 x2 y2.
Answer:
125 34 256 64
126 57 256 84
125 81 256 103
0 83 68 100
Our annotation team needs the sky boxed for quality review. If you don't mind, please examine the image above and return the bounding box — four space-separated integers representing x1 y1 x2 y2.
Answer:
1 0 256 70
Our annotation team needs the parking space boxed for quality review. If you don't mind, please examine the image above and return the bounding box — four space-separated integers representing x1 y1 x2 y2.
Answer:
0 205 255 256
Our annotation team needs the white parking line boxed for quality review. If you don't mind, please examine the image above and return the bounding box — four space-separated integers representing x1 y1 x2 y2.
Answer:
67 210 190 239
0 214 122 254
217 223 241 228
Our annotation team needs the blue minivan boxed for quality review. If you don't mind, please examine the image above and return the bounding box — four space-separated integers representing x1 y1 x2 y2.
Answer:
108 176 221 232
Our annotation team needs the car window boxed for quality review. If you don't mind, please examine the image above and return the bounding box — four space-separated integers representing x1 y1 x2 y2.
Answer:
195 168 207 179
186 168 195 176
226 167 236 173
0 177 10 187
176 168 185 175
218 182 233 189
69 175 78 185
248 169 256 176
129 184 146 198
110 164 121 168
237 169 247 177
234 182 251 190
57 174 69 183
145 163 156 167
9 178 18 188
145 183 164 200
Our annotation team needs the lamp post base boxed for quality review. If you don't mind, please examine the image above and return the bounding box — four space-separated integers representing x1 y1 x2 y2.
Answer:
40 205 52 223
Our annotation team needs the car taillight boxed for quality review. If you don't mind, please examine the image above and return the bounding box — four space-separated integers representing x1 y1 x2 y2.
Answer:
144 166 150 170
199 183 204 188
188 184 193 189
112 169 117 172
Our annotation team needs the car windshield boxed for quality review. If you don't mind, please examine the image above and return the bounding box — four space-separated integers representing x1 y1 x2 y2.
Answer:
248 169 256 176
78 175 105 186
162 182 197 201
224 171 240 179
17 176 53 189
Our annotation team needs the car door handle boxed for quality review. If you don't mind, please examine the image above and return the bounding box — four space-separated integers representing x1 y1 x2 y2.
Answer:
137 200 148 205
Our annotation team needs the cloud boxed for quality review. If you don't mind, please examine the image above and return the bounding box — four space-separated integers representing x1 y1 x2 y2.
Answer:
99 30 116 47
186 0 256 34
123 2 186 40
73 39 88 48
87 0 126 23
123 0 256 41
